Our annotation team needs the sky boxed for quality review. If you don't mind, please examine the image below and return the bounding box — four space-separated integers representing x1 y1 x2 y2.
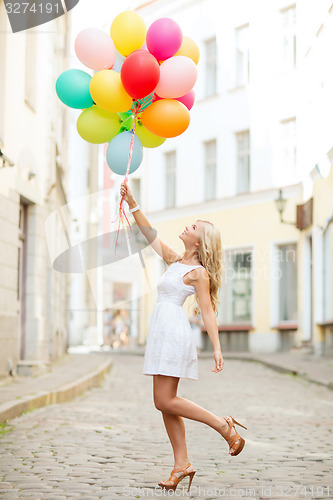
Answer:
70 0 144 37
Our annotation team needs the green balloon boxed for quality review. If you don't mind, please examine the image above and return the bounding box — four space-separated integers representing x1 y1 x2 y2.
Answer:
118 111 133 119
77 106 121 144
135 121 166 148
117 112 134 131
56 69 94 109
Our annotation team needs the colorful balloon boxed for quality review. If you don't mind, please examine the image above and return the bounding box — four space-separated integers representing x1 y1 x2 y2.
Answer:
74 28 116 71
106 131 143 175
113 50 125 73
77 106 121 144
121 49 160 99
174 36 200 64
154 56 197 98
90 70 133 113
146 18 182 61
56 69 94 109
141 99 190 138
118 112 134 131
153 89 195 110
110 11 146 57
176 89 195 110
135 121 166 148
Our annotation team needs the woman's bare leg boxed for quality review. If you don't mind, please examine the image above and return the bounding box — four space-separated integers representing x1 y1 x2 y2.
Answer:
153 376 194 487
162 412 190 467
153 375 240 454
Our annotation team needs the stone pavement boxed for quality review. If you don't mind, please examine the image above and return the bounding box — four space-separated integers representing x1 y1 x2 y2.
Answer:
1 346 332 424
0 352 332 500
114 346 333 390
0 352 113 423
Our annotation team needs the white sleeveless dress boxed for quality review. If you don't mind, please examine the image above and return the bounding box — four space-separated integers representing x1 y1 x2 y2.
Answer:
142 261 204 380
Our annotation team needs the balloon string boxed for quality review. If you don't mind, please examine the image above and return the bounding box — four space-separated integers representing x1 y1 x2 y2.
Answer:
110 103 140 255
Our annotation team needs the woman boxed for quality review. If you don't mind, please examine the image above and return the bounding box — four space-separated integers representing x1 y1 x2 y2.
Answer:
120 181 247 493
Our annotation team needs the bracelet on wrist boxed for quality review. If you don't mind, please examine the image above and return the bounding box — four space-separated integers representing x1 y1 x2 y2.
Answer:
130 204 140 213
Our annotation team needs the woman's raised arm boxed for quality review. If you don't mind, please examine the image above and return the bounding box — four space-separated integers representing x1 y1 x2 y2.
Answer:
120 181 181 265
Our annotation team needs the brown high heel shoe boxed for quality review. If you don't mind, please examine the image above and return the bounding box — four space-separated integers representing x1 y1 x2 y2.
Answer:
158 462 196 492
223 416 247 456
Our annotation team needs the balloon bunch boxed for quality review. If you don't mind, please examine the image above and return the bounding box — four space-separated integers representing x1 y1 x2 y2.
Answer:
55 10 199 251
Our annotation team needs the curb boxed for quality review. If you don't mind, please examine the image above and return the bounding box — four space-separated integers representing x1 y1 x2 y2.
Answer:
221 353 333 390
0 357 113 424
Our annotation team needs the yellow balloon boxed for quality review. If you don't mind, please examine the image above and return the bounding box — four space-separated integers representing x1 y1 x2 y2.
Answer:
135 121 166 148
111 11 146 57
174 36 200 65
77 106 121 144
90 70 133 113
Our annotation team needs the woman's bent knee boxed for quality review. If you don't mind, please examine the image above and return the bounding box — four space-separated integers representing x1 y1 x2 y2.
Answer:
154 398 174 412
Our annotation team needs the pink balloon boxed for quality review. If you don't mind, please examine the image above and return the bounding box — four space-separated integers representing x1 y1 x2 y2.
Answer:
153 89 195 110
176 89 195 110
154 56 197 98
75 28 116 71
146 18 182 61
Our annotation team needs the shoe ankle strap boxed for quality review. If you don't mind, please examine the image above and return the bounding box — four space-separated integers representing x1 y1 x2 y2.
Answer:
172 462 191 473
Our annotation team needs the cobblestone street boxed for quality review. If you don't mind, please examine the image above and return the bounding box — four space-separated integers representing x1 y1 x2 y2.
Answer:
0 354 332 500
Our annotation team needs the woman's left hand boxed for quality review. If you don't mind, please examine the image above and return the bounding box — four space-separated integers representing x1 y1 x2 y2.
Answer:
212 348 224 373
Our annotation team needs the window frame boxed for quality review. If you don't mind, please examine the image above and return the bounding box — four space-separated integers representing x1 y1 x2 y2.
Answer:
235 23 250 87
204 36 217 98
219 247 253 325
236 129 250 194
203 139 217 201
165 150 177 209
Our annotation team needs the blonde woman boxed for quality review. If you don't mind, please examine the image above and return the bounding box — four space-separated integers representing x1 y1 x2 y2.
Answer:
120 181 247 493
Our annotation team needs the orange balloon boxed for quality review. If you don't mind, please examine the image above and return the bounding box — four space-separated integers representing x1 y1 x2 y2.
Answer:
174 36 200 64
141 99 190 138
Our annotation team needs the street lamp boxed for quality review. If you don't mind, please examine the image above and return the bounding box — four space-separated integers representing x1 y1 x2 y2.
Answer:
274 189 296 226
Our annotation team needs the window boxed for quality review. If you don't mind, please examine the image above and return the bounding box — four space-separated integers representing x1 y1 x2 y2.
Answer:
130 178 141 206
25 31 37 110
204 37 217 97
236 130 250 193
219 250 252 324
278 243 298 321
281 5 296 70
323 225 332 321
165 151 176 208
235 24 249 86
281 118 296 180
204 139 217 200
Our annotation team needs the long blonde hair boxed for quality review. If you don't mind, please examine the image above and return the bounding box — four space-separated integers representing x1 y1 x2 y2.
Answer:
174 220 223 317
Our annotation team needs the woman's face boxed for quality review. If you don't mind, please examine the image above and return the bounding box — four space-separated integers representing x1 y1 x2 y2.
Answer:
179 220 202 245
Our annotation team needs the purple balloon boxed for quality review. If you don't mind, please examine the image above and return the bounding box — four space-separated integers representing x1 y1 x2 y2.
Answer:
146 18 182 61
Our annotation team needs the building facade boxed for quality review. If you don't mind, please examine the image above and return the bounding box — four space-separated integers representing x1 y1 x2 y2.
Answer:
0 3 72 376
129 0 333 355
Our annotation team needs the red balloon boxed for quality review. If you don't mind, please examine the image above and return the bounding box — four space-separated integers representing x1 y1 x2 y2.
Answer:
121 49 160 100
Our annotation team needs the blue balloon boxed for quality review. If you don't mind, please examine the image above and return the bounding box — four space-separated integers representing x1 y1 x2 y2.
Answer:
106 131 143 175
113 51 125 73
56 69 94 109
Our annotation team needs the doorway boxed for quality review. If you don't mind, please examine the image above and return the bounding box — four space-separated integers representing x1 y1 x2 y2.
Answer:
18 202 28 359
303 234 313 342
